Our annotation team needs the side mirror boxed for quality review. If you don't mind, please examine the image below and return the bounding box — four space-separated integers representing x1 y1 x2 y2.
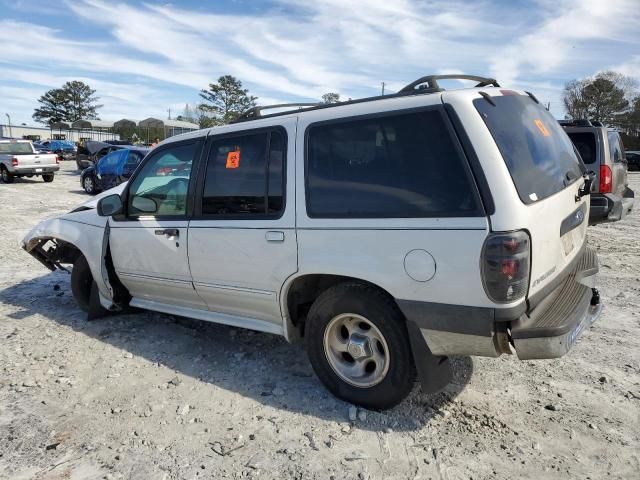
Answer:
131 196 158 214
97 194 124 217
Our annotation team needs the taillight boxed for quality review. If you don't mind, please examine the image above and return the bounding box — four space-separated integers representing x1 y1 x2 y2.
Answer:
11 157 18 167
481 230 530 303
599 165 612 193
56 156 61 164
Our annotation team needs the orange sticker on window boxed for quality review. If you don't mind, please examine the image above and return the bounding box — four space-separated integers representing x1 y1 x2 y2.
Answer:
226 150 240 169
534 119 550 137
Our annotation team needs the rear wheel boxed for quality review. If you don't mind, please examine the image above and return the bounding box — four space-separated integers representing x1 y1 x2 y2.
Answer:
43 173 54 183
305 283 415 409
1 166 14 183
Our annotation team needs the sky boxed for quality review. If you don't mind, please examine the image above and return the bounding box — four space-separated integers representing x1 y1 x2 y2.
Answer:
1 0 639 125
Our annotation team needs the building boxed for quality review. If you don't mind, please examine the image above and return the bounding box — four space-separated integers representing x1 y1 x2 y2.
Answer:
0 123 119 142
0 118 200 143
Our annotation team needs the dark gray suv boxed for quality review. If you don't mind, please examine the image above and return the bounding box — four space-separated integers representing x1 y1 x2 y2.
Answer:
562 120 635 224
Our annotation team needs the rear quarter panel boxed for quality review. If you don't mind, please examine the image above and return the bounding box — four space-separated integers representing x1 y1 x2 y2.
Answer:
292 95 492 308
443 90 589 301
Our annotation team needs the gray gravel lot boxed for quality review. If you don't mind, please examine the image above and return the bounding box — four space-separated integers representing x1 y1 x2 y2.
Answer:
1 162 639 479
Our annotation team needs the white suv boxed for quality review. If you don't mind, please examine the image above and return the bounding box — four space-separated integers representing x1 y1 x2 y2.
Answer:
23 75 602 409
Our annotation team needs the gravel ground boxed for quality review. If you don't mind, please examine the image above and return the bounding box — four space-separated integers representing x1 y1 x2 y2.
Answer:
1 162 639 480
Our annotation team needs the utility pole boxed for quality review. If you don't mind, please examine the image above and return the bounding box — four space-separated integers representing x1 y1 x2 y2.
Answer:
381 82 386 95
5 113 12 138
167 108 172 120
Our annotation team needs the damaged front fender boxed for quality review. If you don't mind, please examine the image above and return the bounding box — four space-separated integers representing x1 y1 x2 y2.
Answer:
21 212 118 309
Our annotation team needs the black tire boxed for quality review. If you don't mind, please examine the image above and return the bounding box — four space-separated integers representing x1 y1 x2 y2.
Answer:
1 166 14 183
43 173 54 183
82 175 96 194
71 254 92 313
305 282 415 410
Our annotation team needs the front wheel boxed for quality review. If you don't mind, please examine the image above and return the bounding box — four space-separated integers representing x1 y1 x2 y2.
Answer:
82 175 96 194
305 283 415 410
43 173 54 183
71 255 92 312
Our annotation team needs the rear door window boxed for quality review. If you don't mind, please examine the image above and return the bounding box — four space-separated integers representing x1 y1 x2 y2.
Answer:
474 95 584 204
305 109 482 218
200 129 285 217
566 132 597 165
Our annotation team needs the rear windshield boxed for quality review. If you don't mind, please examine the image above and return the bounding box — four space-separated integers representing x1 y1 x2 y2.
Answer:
474 95 584 204
0 142 33 154
567 132 597 165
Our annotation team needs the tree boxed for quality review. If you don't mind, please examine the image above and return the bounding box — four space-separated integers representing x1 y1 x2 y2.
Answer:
562 71 636 127
321 92 340 104
199 75 257 125
177 103 218 128
175 104 198 124
597 71 638 101
624 96 640 136
562 79 590 120
583 77 629 125
32 81 102 125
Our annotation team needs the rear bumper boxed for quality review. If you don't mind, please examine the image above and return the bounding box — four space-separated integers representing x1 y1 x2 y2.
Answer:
12 166 59 175
398 246 601 361
510 247 601 359
589 189 634 224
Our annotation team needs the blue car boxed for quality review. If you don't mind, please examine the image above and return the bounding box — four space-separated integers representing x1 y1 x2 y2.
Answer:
41 140 76 159
80 146 149 194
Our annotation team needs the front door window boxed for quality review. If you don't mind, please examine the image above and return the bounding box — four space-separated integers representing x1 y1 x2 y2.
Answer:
127 143 195 217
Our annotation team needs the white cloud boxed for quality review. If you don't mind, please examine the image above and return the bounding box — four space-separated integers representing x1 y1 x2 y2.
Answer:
490 0 640 86
0 0 639 124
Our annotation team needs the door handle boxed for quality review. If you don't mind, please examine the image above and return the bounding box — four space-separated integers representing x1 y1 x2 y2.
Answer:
155 228 179 237
265 231 285 242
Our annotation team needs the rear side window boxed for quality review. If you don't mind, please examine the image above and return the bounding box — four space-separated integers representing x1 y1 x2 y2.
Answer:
607 131 625 163
475 95 584 204
201 130 285 217
566 132 597 165
305 109 482 218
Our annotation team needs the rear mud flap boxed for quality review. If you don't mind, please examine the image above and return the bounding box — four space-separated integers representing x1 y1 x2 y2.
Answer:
406 321 453 394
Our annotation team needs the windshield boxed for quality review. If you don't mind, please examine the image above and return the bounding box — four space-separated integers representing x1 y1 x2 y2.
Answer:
474 95 584 204
0 142 33 154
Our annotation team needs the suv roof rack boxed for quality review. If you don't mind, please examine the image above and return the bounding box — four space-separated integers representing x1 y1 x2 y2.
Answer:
398 75 500 94
234 103 321 122
232 74 499 124
558 119 604 128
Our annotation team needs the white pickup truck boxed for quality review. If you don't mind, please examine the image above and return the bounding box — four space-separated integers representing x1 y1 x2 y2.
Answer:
0 139 59 183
